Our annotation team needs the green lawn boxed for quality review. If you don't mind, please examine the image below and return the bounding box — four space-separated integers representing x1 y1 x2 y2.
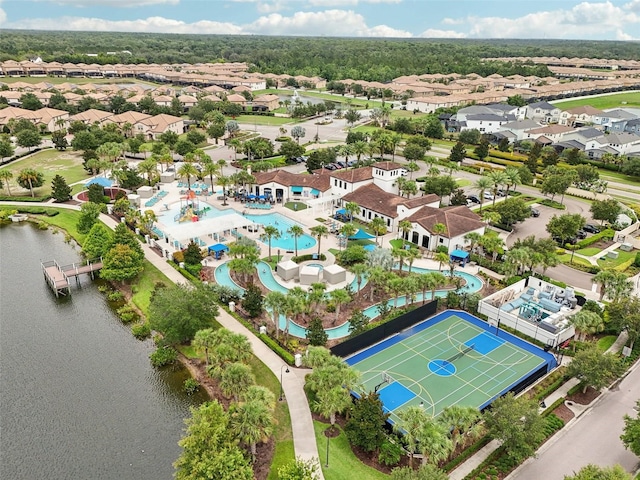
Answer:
313 421 388 480
552 92 640 110
0 149 89 197
598 249 636 269
456 179 472 188
131 259 172 315
558 253 593 267
233 115 296 126
284 201 308 211
576 247 601 256
597 335 617 352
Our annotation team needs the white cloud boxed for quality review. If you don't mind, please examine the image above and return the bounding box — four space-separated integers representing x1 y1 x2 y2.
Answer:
444 1 640 39
6 15 244 34
420 29 466 39
50 0 179 6
4 8 409 37
245 9 410 36
308 0 401 5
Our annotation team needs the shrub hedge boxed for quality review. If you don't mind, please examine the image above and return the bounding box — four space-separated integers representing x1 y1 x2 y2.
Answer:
575 228 615 249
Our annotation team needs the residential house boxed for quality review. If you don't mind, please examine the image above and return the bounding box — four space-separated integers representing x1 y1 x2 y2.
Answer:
405 205 486 252
251 94 280 111
22 107 69 132
340 183 440 233
177 95 198 111
523 124 577 143
68 108 113 127
461 113 515 134
593 109 638 132
134 113 184 140
584 132 640 157
558 105 603 127
370 161 408 193
525 101 562 124
494 119 543 143
0 106 31 129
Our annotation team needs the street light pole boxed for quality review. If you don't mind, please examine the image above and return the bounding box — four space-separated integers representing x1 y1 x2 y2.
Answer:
325 435 329 468
279 365 290 402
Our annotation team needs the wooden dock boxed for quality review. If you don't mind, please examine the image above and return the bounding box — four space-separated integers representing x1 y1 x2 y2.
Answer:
41 258 103 297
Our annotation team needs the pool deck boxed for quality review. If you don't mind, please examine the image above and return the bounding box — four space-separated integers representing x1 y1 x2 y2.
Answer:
146 179 485 284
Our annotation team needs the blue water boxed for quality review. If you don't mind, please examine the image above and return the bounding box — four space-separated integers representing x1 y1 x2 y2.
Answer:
243 212 316 251
307 263 324 270
160 202 316 251
213 260 483 341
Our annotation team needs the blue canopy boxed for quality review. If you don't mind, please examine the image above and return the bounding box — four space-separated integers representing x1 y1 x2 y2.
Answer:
336 208 347 215
291 186 303 193
450 249 469 259
208 243 229 253
85 177 113 187
310 188 319 196
247 194 257 199
349 229 375 240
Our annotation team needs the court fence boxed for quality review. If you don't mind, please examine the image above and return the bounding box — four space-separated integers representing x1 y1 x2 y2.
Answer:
330 300 438 358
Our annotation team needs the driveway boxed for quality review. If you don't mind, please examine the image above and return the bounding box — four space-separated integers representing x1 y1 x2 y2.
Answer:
508 363 640 479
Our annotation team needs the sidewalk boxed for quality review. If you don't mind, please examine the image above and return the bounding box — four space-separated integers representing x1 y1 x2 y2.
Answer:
1 201 324 477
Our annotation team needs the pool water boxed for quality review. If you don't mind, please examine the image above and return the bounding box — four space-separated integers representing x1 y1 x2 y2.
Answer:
244 212 316 251
306 263 324 270
160 202 316 251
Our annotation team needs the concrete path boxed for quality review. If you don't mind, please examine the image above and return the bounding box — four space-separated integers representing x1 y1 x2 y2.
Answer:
1 201 324 476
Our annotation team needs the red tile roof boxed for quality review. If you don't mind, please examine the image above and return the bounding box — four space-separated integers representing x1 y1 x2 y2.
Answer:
253 170 331 191
407 205 484 238
342 183 439 218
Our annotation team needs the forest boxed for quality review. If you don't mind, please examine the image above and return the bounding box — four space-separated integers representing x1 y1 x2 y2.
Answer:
1 30 640 82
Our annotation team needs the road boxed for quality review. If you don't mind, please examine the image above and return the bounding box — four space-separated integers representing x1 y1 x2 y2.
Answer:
508 364 640 479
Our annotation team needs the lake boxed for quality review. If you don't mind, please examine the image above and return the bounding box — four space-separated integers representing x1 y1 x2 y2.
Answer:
0 222 207 479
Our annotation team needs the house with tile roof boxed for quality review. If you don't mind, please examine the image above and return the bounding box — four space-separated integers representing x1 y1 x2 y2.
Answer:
405 205 486 252
525 101 562 124
133 113 184 140
585 132 640 157
341 183 440 233
252 169 332 202
68 108 113 127
558 105 603 127
22 107 69 132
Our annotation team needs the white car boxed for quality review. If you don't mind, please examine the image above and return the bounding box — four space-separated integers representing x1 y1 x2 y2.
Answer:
483 191 494 200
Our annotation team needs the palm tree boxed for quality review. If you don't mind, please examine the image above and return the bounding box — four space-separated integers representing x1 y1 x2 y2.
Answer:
16 168 43 197
393 247 409 273
260 225 281 261
406 161 420 179
431 223 447 253
344 201 360 221
370 217 387 246
426 271 446 301
481 211 501 226
284 288 305 342
219 362 255 402
394 405 428 468
178 163 199 190
504 247 530 277
264 291 287 338
405 247 421 274
418 419 453 465
309 225 329 256
329 289 351 324
351 140 368 166
480 235 504 263
137 157 158 186
594 269 616 301
218 175 231 205
398 219 413 247
230 398 274 458
287 224 304 258
192 328 217 366
438 405 481 451
604 271 633 302
464 232 482 253
474 177 493 212
201 159 219 189
387 275 404 309
313 385 351 428
307 282 327 312
504 166 521 194
0 170 14 196
434 251 449 272
570 310 605 343
487 170 508 206
339 222 357 250
243 385 276 409
350 263 368 295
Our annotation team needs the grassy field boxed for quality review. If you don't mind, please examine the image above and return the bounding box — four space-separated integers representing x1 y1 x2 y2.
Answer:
597 335 617 352
233 115 297 126
558 253 593 267
576 247 601 256
552 92 640 110
313 421 388 480
0 149 89 197
598 249 636 269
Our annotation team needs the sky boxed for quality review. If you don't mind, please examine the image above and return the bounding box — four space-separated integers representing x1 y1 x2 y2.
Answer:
0 0 639 40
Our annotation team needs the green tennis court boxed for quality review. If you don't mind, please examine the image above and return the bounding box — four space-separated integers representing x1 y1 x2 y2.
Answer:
346 311 556 423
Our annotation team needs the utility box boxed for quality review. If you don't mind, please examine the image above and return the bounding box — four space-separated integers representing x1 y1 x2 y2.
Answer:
607 250 619 259
620 243 634 252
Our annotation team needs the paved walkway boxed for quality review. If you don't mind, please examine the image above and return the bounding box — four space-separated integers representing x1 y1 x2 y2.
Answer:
1 201 323 477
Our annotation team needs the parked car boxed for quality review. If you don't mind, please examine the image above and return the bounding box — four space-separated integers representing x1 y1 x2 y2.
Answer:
346 160 357 167
577 230 587 239
466 195 481 204
324 164 336 170
483 191 494 200
497 189 507 197
336 161 347 168
530 207 540 217
332 163 343 169
583 224 601 234
553 236 577 245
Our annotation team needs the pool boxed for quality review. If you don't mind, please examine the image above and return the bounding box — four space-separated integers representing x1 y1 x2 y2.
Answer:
306 263 324 270
244 212 316 251
160 202 316 251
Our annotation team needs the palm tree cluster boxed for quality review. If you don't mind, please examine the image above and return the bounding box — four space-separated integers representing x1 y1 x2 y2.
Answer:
190 327 276 462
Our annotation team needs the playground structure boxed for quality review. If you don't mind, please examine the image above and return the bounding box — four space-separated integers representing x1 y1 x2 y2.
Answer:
174 191 212 223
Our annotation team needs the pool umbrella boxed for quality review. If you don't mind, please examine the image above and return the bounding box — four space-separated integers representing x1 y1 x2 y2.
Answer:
85 177 113 188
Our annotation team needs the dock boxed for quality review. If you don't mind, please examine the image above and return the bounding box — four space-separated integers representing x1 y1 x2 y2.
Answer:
41 258 103 297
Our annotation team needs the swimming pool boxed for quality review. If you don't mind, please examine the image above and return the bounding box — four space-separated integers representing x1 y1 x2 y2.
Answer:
244 212 316 251
160 202 316 251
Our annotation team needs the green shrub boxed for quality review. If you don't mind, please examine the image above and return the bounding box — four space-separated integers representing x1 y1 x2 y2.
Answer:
117 304 139 324
292 253 327 262
539 199 566 210
575 228 615 249
149 346 178 367
107 291 125 302
635 252 640 268
183 378 200 394
378 438 403 466
131 322 151 340
257 333 295 364
505 275 523 286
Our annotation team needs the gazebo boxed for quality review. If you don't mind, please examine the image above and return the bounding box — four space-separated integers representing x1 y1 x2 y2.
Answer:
276 260 299 281
450 249 470 267
207 243 229 260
